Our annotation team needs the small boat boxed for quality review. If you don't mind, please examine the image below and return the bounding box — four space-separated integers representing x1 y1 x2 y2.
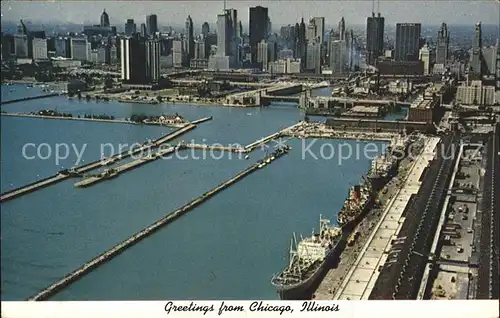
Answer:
247 113 252 116
245 155 250 160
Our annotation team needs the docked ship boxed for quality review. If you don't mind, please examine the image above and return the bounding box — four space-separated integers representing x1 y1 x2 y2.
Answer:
336 179 374 232
271 217 343 300
368 150 399 192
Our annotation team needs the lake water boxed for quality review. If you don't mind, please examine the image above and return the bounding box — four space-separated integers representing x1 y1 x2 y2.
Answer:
1 84 384 300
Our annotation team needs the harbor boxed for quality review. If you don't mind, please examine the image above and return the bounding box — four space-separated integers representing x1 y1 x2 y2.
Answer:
27 145 291 301
0 124 196 202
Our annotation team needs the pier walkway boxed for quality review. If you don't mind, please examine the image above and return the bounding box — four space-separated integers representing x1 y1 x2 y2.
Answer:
27 147 290 301
0 124 196 203
1 93 59 105
0 112 135 125
332 137 440 300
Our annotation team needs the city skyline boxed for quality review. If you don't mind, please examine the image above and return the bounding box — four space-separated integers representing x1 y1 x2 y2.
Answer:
1 0 499 28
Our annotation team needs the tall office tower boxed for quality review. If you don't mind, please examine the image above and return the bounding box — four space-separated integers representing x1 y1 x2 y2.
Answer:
496 38 500 90
225 8 240 65
140 23 147 38
100 9 110 27
419 44 430 75
125 19 136 36
306 23 316 42
239 21 243 38
185 15 194 63
366 12 384 65
257 40 276 71
469 22 482 76
146 14 158 37
202 22 210 38
172 40 185 68
216 12 230 56
267 17 272 36
71 37 89 60
194 39 206 59
395 23 421 61
330 40 345 74
311 17 325 44
55 37 71 58
435 22 449 65
121 37 146 83
249 6 268 63
306 40 321 74
145 40 160 82
32 38 48 60
338 17 346 40
346 29 355 71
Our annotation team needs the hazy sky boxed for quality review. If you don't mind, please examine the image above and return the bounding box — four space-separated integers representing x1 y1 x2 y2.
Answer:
1 0 499 28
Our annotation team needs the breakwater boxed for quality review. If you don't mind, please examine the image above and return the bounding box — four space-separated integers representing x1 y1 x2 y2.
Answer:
27 146 291 300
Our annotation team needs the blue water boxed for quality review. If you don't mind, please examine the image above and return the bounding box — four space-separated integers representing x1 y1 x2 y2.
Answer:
1 84 383 300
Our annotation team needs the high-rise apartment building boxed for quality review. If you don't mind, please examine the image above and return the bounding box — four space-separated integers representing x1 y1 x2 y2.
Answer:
71 37 89 61
395 23 421 61
121 36 160 84
32 38 48 60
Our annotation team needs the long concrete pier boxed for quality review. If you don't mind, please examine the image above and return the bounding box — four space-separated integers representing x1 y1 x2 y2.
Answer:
0 112 135 125
0 93 60 105
27 147 291 301
0 125 196 203
74 146 179 188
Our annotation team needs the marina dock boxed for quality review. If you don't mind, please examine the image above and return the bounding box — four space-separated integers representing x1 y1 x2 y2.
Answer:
0 124 196 202
27 146 291 301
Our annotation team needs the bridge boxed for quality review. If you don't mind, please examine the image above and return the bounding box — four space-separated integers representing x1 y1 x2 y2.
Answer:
224 84 303 106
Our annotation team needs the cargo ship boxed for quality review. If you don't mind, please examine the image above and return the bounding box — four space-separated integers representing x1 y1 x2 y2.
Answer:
367 149 399 192
336 179 374 232
271 217 343 300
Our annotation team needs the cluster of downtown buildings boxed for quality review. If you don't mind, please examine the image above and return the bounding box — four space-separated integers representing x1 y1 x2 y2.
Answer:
1 5 499 102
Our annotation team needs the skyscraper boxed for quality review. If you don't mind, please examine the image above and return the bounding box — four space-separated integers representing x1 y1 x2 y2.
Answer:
330 40 346 74
125 19 136 36
338 17 345 41
366 12 384 65
257 40 276 71
140 23 147 38
249 6 268 63
121 36 160 84
311 17 325 44
202 22 210 37
306 40 321 74
146 14 158 37
185 15 194 63
121 37 146 83
419 44 430 75
395 23 421 61
469 22 482 76
216 12 230 57
100 9 110 28
145 40 160 82
435 23 449 65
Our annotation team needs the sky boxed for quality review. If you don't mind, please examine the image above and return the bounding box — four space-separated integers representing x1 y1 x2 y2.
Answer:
1 0 499 29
